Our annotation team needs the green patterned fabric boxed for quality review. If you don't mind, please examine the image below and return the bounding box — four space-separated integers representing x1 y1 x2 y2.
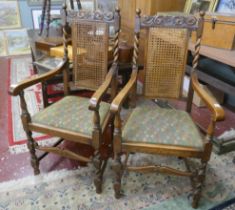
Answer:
122 106 204 150
32 96 110 136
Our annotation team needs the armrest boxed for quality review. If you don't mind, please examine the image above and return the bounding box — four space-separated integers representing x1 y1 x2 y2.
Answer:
89 63 118 110
110 68 138 113
191 71 225 121
9 60 67 96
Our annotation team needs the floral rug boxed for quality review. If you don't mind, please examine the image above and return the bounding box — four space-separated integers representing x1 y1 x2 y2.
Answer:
8 56 59 154
0 151 234 210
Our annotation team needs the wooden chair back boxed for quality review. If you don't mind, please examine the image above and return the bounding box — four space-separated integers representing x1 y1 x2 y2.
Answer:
133 11 203 99
62 7 120 91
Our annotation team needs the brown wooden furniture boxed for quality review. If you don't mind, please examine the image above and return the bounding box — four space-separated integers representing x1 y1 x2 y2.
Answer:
118 0 186 80
49 44 113 61
35 37 64 53
110 11 225 208
188 41 235 157
187 41 235 98
191 13 235 50
9 6 121 194
189 41 235 68
118 0 186 32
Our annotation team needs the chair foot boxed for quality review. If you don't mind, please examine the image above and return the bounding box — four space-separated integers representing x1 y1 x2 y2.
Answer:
191 161 207 208
26 131 40 175
113 154 123 199
114 183 123 199
93 151 108 194
94 177 102 194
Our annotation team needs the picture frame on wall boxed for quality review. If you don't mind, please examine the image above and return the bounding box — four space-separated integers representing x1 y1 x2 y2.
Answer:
5 29 30 56
0 32 7 57
95 0 117 12
0 1 21 29
80 0 95 11
27 0 62 6
66 0 95 10
31 9 61 29
213 0 235 13
185 0 216 14
66 0 95 11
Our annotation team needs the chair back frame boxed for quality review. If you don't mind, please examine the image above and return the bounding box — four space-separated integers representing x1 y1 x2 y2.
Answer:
132 10 204 105
61 5 120 94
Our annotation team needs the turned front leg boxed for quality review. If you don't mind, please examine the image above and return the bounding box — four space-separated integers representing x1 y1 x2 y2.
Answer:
19 91 40 175
113 113 123 198
113 153 123 198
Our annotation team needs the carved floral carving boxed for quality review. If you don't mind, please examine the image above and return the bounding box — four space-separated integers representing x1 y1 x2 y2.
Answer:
141 15 198 30
67 10 115 23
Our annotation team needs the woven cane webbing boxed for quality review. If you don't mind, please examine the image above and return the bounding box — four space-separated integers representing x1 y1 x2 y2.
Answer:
144 28 189 99
72 21 108 90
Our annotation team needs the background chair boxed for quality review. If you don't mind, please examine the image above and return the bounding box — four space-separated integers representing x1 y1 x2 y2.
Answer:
110 11 225 208
27 29 64 107
10 6 120 194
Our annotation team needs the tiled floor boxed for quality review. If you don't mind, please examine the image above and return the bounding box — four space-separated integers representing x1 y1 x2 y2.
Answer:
0 56 235 183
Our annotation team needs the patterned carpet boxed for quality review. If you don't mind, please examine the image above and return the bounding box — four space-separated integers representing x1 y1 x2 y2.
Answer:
0 151 234 210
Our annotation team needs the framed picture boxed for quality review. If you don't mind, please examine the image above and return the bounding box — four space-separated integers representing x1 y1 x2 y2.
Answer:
27 0 62 6
213 0 235 13
5 29 30 56
95 0 117 12
185 0 215 14
66 0 94 10
31 9 61 29
0 1 21 29
0 32 7 57
184 0 193 12
81 0 95 10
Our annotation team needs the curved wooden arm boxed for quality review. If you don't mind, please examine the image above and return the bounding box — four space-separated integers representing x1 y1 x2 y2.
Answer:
110 68 138 113
9 60 67 96
89 64 118 110
191 71 225 121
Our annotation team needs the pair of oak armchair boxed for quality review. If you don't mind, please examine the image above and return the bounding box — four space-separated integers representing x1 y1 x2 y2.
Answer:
9 6 224 208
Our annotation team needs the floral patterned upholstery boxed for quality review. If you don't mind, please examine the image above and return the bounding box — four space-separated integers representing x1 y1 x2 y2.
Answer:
122 106 204 150
32 96 110 136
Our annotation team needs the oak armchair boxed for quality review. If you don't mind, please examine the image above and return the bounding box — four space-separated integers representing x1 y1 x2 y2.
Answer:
9 5 121 194
110 10 225 208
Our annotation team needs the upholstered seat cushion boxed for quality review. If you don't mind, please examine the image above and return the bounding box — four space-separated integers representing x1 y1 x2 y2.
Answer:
122 106 204 150
32 96 110 136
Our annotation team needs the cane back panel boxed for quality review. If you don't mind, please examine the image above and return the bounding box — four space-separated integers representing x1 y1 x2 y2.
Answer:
71 20 109 90
144 27 189 99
